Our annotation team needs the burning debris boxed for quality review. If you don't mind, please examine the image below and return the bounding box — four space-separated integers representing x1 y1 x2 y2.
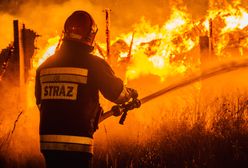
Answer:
0 21 38 83
0 45 14 81
27 0 248 83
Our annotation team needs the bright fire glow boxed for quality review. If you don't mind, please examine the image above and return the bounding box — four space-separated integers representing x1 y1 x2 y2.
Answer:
33 36 60 68
34 2 248 82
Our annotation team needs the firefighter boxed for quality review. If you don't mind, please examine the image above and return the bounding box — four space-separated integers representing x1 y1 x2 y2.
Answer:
35 10 138 168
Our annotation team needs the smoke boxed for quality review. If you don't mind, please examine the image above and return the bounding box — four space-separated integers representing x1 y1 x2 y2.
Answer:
0 13 14 50
185 0 209 19
0 0 171 50
0 0 68 13
5 0 248 51
0 0 224 50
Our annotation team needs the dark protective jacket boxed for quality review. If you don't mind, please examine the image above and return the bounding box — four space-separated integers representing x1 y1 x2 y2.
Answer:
35 40 124 154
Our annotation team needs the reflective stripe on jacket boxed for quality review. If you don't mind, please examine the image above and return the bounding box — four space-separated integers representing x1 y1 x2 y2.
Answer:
35 40 124 147
40 135 93 154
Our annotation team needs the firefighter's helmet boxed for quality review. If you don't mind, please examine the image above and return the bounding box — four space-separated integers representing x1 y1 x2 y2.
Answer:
64 11 98 47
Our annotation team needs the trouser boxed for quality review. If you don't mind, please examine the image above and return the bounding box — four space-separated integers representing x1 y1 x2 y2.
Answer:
42 150 93 168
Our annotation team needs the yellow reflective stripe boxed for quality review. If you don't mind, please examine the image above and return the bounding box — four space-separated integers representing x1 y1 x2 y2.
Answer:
40 74 87 84
40 67 88 76
40 135 93 145
41 142 93 154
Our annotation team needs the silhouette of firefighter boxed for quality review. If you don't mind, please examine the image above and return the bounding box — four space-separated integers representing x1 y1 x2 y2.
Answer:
35 11 138 168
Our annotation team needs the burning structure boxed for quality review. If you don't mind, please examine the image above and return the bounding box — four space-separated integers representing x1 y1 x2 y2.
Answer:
0 0 248 167
26 0 248 83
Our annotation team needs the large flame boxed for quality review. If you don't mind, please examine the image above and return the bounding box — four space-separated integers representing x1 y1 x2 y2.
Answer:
34 1 248 82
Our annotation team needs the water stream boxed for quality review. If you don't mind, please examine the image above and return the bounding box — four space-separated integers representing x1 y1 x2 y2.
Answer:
141 58 248 104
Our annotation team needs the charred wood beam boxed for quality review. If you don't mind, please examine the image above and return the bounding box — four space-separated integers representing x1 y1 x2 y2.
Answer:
0 44 14 81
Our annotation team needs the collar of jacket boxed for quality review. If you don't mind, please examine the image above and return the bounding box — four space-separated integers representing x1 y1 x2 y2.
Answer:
60 39 94 54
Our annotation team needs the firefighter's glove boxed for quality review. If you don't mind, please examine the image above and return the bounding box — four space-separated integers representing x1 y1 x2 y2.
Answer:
112 105 122 117
127 88 138 99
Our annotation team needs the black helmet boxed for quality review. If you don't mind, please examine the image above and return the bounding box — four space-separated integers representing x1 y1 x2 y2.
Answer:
64 11 98 47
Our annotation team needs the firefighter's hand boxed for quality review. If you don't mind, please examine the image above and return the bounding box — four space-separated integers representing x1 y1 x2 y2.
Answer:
112 105 122 117
127 88 138 99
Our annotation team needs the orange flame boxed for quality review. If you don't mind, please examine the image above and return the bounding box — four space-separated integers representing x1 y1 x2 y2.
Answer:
34 2 248 82
33 36 60 68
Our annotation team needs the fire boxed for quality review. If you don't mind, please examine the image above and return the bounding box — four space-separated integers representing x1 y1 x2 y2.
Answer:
206 2 248 57
118 7 197 80
33 1 248 82
33 35 60 68
164 7 192 32
223 7 248 32
208 3 248 33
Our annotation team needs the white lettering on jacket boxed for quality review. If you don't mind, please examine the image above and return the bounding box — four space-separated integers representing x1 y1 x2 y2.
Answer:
41 83 78 100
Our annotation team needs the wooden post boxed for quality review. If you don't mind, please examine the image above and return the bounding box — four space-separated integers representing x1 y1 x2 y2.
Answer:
104 8 111 62
13 20 20 81
13 20 26 110
199 36 210 68
200 19 216 67
21 24 37 81
199 19 217 105
209 18 214 56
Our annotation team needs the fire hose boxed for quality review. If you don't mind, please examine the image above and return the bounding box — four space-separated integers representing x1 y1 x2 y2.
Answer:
99 89 169 124
99 57 248 124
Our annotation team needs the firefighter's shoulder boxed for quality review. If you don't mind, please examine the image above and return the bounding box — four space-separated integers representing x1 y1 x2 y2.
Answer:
37 55 57 72
89 54 113 72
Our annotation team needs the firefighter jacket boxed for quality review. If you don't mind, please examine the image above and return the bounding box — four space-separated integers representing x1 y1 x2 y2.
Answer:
35 40 124 154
